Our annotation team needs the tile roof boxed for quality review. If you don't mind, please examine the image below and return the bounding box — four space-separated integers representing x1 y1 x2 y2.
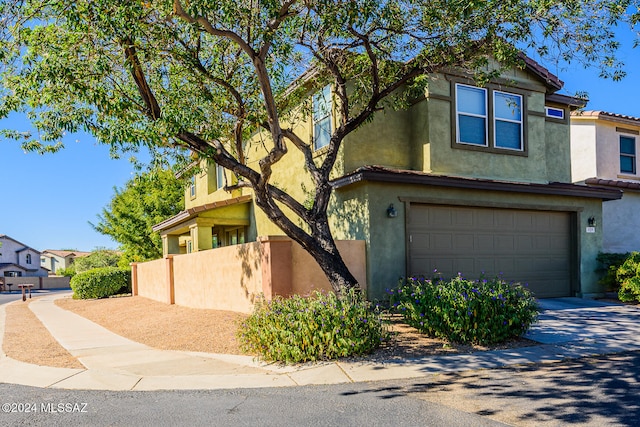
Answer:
585 178 640 191
571 111 640 125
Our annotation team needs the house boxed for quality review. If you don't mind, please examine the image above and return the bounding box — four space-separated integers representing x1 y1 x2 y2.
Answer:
40 249 91 275
571 111 640 253
153 57 622 300
0 234 48 279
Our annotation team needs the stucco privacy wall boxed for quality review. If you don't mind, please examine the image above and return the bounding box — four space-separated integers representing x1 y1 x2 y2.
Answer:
132 237 366 313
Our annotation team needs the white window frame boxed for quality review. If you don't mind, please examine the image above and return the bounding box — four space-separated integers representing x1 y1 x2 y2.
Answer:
545 106 565 120
189 176 196 198
455 84 488 147
312 85 332 151
216 164 225 190
493 90 523 151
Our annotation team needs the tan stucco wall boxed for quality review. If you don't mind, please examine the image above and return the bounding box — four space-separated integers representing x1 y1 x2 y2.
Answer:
135 258 168 303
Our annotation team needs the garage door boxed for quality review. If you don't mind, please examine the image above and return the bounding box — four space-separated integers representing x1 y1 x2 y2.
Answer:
408 204 572 298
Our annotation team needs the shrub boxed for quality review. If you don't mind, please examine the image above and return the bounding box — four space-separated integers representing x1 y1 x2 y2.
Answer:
56 267 76 277
70 267 131 299
596 252 630 291
238 289 388 363
617 252 640 302
389 274 539 345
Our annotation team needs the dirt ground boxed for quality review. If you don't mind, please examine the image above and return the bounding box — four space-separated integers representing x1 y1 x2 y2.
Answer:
2 294 535 368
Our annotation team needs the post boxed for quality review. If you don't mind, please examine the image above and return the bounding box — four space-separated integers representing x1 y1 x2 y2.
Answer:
130 262 139 296
166 255 175 305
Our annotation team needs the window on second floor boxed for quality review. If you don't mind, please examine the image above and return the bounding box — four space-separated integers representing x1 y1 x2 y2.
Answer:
189 176 196 199
26 254 32 264
312 85 332 151
455 83 524 152
620 135 637 174
216 164 225 190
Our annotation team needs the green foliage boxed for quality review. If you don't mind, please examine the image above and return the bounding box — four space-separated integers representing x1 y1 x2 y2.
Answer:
55 267 76 277
73 249 122 274
390 274 539 345
238 289 388 364
70 267 131 299
92 168 184 263
596 252 630 291
617 252 640 302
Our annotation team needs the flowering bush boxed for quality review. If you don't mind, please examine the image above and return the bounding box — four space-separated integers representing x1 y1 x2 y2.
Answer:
389 274 539 345
238 289 387 363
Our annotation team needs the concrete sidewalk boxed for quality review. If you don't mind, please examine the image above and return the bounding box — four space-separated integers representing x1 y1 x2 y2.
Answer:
1 293 639 391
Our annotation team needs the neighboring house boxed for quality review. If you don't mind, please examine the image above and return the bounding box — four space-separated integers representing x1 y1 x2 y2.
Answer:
154 57 622 299
0 234 48 278
40 250 91 275
571 111 640 253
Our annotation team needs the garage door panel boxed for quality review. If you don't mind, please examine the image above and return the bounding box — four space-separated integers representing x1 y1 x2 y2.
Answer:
409 204 571 298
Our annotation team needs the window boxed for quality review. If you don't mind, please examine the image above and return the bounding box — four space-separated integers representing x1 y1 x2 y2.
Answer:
545 106 565 119
187 240 193 253
620 136 636 174
313 85 332 150
455 83 524 152
216 164 225 190
189 176 196 198
26 254 32 264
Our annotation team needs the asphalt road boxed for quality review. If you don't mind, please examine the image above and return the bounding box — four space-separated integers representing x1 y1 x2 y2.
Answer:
0 289 70 306
1 351 638 426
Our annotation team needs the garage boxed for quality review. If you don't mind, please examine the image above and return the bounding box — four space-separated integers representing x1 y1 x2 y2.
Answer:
408 204 573 298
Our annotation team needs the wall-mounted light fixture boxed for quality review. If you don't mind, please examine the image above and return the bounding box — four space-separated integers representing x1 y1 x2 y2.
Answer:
588 216 597 227
386 203 397 218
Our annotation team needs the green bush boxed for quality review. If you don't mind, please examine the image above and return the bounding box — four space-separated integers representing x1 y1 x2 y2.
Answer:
56 267 76 277
389 274 539 345
70 267 131 299
617 252 640 302
238 289 388 363
596 252 630 291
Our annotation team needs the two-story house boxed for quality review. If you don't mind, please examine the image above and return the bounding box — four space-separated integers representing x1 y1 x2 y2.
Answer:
0 234 48 279
40 249 91 275
153 56 621 300
571 111 640 253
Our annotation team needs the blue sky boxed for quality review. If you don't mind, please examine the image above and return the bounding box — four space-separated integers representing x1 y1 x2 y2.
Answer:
1 34 639 253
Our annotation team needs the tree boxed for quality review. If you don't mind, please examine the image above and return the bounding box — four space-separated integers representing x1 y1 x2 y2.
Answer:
73 249 122 273
91 168 185 263
0 1 636 294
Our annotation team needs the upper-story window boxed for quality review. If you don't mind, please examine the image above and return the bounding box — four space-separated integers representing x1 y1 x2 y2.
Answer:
620 135 637 174
216 164 225 190
189 176 196 198
455 83 524 152
26 254 32 264
312 85 332 150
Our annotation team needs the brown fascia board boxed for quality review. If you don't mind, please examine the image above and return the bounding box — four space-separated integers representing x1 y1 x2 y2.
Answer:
331 166 622 201
546 93 586 109
152 195 253 232
518 53 563 92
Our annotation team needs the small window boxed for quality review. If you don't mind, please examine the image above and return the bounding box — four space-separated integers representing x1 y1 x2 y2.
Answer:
187 240 193 253
216 164 225 190
189 176 196 198
26 254 32 264
313 85 332 150
620 136 636 174
545 106 565 119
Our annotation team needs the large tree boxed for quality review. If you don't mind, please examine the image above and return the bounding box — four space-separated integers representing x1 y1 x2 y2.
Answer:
0 0 636 293
92 169 185 263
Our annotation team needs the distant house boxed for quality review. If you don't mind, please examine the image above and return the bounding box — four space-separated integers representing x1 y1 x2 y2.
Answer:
0 235 48 278
571 111 640 253
40 249 91 275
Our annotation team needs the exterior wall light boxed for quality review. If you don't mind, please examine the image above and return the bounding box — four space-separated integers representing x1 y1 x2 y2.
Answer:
588 216 597 227
386 203 397 218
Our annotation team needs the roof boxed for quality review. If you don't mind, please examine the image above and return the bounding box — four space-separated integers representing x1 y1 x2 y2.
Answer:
571 111 640 126
0 263 28 271
585 178 640 192
331 165 622 201
152 195 253 232
0 234 41 254
42 250 91 258
519 53 563 91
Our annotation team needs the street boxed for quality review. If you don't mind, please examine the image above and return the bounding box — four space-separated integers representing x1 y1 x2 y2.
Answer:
1 351 638 426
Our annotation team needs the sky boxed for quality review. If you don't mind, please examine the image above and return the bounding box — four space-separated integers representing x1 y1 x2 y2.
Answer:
1 31 639 253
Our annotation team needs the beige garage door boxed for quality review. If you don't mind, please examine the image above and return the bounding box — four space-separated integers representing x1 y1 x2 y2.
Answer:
408 204 572 298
